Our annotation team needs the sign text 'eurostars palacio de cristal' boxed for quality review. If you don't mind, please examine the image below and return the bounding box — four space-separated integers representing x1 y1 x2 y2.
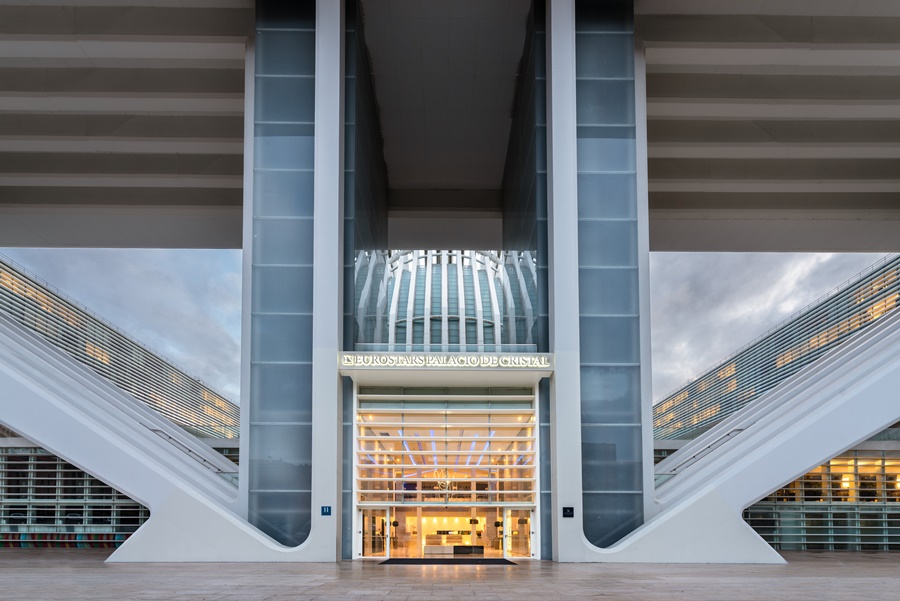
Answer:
341 353 551 369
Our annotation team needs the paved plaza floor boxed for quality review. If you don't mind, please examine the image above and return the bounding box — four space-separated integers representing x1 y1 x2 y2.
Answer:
0 549 897 600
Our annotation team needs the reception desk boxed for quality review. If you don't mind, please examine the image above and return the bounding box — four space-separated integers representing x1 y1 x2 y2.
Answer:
423 534 484 555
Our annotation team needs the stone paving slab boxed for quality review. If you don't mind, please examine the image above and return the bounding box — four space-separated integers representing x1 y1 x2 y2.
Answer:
0 549 897 601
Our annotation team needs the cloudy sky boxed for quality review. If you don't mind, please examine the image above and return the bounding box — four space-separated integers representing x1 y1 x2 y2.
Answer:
0 248 242 402
0 248 889 405
649 252 888 401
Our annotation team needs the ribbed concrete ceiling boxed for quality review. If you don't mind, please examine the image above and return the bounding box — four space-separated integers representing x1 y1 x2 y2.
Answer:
0 0 251 248
2 1 899 252
360 0 531 190
638 0 900 251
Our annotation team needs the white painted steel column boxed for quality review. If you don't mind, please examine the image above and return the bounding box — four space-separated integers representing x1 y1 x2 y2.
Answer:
546 0 584 562
309 0 343 560
237 38 255 519
634 39 656 521
424 250 433 349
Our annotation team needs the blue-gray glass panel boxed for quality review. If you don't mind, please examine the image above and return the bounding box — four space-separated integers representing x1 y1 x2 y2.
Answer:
541 491 552 560
254 134 315 170
249 363 313 423
581 425 642 491
576 80 635 125
540 425 551 489
344 123 356 169
250 459 311 492
255 77 315 123
577 174 636 218
342 375 353 498
250 0 315 550
537 266 549 314
578 268 638 315
575 0 641 549
253 219 314 266
248 491 312 548
342 376 353 423
254 170 314 217
252 266 313 314
251 315 313 362
579 316 639 364
342 490 353 560
576 131 636 172
256 30 316 76
250 427 312 470
577 221 637 267
250 424 313 482
539 377 550 425
342 423 353 491
575 34 634 78
582 493 642 549
580 366 641 424
343 264 356 319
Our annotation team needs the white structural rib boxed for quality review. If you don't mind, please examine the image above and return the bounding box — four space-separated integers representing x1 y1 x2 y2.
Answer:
0 314 238 492
0 313 333 561
650 305 900 539
555 290 900 563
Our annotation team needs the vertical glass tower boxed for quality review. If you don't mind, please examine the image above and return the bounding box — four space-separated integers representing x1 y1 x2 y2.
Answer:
247 1 316 546
574 0 644 549
241 0 651 559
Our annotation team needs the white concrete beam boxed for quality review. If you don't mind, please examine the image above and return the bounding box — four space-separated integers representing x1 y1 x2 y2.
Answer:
0 204 241 248
651 180 900 193
650 209 900 252
0 174 240 188
636 0 900 18
645 45 900 68
648 98 900 120
0 38 246 61
0 94 243 115
649 143 900 160
0 137 242 154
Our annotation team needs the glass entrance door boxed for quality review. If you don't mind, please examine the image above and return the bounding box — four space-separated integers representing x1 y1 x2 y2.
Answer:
504 508 532 559
361 508 388 558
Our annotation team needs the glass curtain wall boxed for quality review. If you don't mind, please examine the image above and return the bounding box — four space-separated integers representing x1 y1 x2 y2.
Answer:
248 0 316 546
574 0 644 548
744 451 900 551
352 250 540 352
501 1 549 356
344 0 390 354
355 386 537 558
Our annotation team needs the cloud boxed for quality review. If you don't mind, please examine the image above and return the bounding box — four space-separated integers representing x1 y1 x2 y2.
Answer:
649 252 890 402
3 247 890 412
0 248 242 402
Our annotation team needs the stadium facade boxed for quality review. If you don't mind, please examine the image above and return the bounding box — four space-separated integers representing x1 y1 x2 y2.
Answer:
2 0 900 564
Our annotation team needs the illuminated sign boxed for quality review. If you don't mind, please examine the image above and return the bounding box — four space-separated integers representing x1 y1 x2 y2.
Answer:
340 353 552 369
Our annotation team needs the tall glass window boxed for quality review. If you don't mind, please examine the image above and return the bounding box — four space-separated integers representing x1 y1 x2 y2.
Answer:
574 0 644 548
248 0 315 547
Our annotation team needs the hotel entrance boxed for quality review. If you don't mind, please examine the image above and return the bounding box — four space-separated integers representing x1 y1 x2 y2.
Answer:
353 384 539 560
360 506 534 559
